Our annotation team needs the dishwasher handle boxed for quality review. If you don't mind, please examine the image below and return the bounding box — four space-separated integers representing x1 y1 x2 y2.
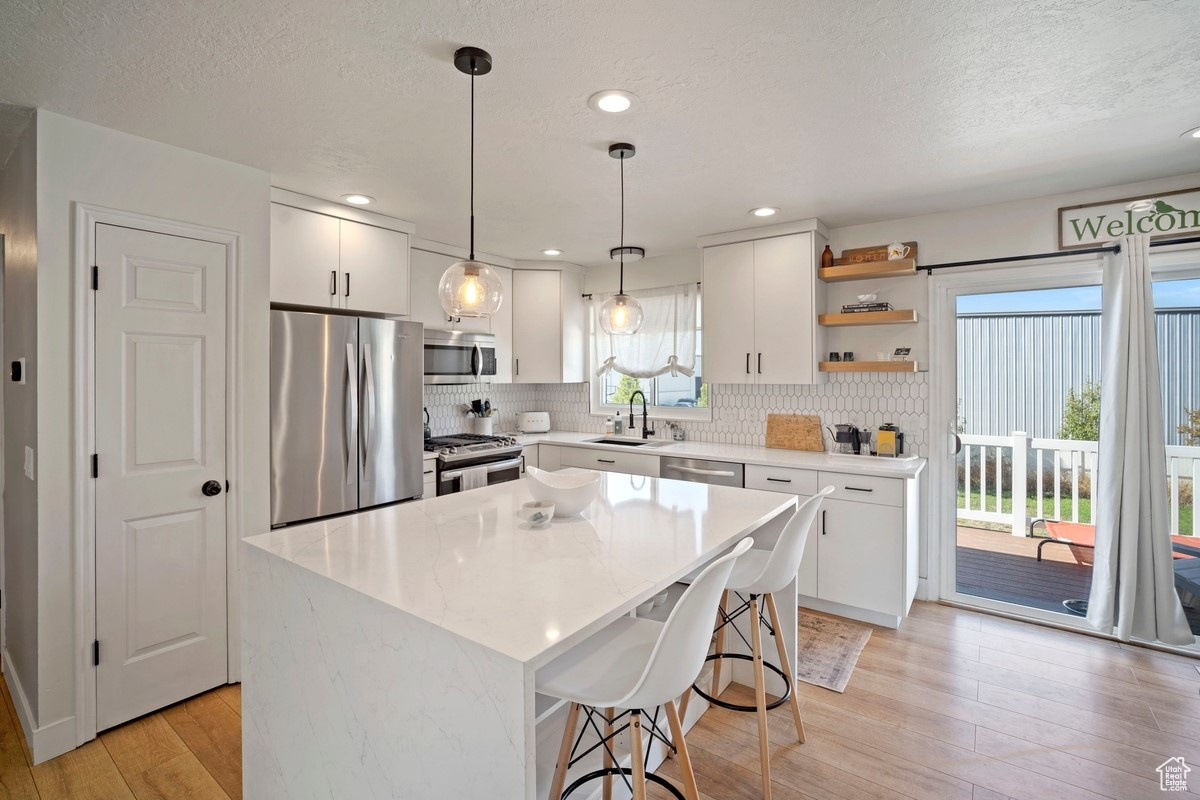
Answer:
665 464 738 478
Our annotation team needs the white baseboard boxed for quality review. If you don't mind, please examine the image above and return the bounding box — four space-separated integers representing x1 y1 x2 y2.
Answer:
799 597 901 629
2 648 80 764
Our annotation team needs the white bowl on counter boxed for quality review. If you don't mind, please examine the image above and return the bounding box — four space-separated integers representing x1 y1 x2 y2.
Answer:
525 466 602 517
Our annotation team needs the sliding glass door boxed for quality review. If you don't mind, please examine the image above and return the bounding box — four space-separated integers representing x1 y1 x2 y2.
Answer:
933 255 1200 643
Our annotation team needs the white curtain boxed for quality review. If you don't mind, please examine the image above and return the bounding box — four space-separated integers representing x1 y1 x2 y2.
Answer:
1086 234 1193 644
592 284 697 379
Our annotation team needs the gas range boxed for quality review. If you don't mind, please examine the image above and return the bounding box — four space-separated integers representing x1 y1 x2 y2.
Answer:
424 433 523 465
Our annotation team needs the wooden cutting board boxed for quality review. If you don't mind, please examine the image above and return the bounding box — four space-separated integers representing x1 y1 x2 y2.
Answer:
765 414 825 452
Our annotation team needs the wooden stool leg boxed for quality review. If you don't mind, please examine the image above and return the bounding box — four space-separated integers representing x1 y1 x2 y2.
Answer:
749 596 773 800
710 590 730 697
602 707 615 800
676 687 693 739
550 702 580 800
630 711 648 800
765 592 806 743
664 700 701 800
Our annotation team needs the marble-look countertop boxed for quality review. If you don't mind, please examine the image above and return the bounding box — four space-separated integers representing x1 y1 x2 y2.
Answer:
513 430 926 479
242 471 794 668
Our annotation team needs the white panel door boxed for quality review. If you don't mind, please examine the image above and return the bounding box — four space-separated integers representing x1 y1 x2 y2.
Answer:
701 241 755 384
95 224 228 731
269 204 341 308
339 220 410 316
753 234 815 384
817 499 903 616
512 270 562 383
492 266 514 382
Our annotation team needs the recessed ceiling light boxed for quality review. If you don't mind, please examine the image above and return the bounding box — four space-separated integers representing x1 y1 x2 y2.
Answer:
1182 126 1200 139
750 207 778 217
588 90 636 114
541 249 563 256
342 194 374 205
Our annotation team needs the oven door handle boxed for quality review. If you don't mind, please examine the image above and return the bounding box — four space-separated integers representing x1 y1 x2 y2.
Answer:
440 456 523 482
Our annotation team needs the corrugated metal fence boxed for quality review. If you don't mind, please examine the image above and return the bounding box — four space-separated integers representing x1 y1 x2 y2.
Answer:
957 309 1200 444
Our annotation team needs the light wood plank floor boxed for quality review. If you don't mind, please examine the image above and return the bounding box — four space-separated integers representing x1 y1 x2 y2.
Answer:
4 602 1199 799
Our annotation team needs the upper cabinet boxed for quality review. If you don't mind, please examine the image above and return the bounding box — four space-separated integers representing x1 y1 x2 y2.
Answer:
409 248 491 334
270 201 410 316
702 231 825 385
512 269 585 384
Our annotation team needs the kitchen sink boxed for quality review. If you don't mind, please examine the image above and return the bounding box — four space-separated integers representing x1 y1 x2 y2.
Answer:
586 437 668 448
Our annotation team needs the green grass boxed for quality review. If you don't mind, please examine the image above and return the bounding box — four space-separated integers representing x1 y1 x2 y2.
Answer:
957 488 1194 534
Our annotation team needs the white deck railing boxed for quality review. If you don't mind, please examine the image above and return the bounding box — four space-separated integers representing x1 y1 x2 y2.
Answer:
958 432 1200 536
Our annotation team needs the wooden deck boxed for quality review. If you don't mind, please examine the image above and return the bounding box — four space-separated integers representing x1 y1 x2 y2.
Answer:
956 524 1200 633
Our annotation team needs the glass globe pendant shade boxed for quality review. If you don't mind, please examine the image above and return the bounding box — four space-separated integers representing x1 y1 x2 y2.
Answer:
439 259 503 318
598 293 644 335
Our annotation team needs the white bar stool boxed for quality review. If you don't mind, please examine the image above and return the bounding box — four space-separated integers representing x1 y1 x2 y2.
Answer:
537 538 755 800
682 487 833 800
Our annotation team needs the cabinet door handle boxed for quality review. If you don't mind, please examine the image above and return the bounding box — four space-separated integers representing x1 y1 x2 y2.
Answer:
758 353 763 374
745 353 751 374
766 477 792 483
845 486 874 493
597 458 616 464
345 272 351 297
515 358 519 376
330 270 337 296
822 509 827 535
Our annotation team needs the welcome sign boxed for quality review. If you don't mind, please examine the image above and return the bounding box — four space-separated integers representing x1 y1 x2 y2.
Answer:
1059 187 1200 249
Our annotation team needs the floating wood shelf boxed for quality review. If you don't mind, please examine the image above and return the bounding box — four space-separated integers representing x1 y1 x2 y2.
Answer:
819 360 920 373
819 259 917 283
818 309 918 327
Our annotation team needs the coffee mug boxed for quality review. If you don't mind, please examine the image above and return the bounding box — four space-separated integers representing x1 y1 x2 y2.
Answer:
887 242 911 260
829 352 841 362
843 351 855 362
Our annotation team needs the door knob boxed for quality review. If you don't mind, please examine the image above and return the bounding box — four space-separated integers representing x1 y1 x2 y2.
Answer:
201 480 223 497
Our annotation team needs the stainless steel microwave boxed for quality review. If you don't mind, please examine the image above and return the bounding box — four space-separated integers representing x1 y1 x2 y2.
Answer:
423 329 498 384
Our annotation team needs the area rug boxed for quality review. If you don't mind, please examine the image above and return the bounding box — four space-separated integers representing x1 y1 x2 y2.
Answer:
795 611 871 693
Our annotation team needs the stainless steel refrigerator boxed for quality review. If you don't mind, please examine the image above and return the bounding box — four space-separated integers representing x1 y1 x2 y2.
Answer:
270 309 423 527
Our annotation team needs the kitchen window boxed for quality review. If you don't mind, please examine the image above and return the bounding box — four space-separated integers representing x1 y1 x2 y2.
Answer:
589 286 712 421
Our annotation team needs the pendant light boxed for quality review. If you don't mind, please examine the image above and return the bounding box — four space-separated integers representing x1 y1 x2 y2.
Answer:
439 46 503 319
598 143 645 335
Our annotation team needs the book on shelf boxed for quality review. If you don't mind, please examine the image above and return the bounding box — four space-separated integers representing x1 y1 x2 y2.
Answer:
840 302 893 313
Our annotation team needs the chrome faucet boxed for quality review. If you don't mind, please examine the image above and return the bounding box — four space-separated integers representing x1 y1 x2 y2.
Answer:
629 390 655 440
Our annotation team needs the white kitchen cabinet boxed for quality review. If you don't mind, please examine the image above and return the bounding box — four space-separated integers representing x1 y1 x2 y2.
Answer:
745 465 918 628
408 248 489 332
270 203 341 309
512 270 585 384
559 446 660 477
537 445 562 472
270 203 410 316
521 445 538 471
702 232 824 385
421 459 437 499
492 266 514 383
817 498 904 615
340 220 410 316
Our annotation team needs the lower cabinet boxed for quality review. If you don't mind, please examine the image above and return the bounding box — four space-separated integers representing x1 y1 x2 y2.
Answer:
522 445 539 471
421 458 436 499
817 499 904 616
559 446 660 477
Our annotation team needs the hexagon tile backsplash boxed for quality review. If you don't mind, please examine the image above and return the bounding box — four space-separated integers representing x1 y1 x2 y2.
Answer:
425 373 929 456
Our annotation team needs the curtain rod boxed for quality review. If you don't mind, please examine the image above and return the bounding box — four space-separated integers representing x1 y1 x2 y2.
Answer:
921 235 1200 274
581 281 701 300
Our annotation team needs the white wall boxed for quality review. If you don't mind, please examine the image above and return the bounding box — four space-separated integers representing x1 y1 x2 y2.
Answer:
582 249 700 295
31 111 270 755
0 115 39 722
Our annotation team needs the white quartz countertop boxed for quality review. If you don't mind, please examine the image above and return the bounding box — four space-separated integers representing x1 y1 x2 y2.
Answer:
243 471 795 668
513 431 927 479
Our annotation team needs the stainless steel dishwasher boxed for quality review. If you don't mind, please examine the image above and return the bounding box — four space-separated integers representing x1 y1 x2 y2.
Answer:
660 456 744 487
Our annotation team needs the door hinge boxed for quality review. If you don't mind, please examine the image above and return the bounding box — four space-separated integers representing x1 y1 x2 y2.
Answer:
91 266 98 291
91 454 98 479
92 640 100 666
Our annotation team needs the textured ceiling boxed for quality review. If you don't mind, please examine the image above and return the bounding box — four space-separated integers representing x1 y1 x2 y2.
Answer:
1 1 1198 264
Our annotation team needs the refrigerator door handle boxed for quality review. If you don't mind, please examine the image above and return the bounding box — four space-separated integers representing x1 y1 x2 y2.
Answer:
344 343 357 485
361 342 377 483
